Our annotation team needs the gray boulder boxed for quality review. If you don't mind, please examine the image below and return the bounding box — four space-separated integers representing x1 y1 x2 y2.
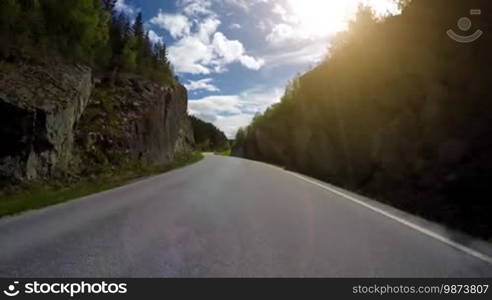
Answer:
0 63 92 182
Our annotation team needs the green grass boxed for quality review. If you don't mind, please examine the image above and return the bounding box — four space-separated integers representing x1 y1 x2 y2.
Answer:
0 61 16 73
0 152 203 218
215 149 231 156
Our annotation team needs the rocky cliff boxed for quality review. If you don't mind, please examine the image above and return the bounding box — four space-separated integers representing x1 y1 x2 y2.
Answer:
0 63 92 182
0 62 194 184
74 74 194 175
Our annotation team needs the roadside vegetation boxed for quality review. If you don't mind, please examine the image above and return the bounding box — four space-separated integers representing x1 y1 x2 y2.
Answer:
233 0 492 240
0 0 175 85
190 116 230 153
215 149 232 156
0 152 203 218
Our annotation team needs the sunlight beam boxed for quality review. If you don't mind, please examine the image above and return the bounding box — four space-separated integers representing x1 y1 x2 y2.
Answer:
285 0 400 37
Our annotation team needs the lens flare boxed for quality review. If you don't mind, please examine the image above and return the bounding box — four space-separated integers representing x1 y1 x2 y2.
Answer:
285 0 400 37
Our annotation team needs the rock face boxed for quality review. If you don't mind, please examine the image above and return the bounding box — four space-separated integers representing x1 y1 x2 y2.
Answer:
0 63 92 182
0 64 194 183
74 74 194 175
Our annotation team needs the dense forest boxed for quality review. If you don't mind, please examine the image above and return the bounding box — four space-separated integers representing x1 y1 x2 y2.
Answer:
190 116 230 152
0 0 174 84
234 0 492 239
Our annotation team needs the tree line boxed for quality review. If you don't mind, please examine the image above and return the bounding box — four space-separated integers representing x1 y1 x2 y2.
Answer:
190 116 230 152
233 0 492 238
0 0 174 84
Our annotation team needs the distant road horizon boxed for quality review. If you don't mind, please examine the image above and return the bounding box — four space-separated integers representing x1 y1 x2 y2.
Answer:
0 154 491 277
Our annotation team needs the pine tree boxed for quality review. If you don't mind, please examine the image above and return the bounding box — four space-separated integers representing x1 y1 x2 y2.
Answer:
0 0 175 84
100 0 117 11
133 12 144 41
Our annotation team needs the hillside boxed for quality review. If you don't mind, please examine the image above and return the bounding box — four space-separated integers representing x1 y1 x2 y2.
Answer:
233 0 492 239
190 116 230 152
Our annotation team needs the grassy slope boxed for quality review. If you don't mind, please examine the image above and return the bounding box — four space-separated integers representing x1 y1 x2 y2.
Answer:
0 152 203 218
215 149 231 156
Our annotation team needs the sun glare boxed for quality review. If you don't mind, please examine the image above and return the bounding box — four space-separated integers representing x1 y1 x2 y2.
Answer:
286 0 400 37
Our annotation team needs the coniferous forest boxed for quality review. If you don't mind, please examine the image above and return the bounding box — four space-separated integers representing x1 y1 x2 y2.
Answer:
0 0 174 84
190 116 230 152
234 0 492 239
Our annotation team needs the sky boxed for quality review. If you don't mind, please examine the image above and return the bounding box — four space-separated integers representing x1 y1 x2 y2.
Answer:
115 0 400 138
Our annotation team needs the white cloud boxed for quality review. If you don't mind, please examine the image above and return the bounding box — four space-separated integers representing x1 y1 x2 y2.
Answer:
219 0 269 11
229 23 241 30
148 30 163 44
190 95 242 117
265 0 400 48
262 40 329 70
211 32 244 64
114 0 137 16
185 78 220 92
266 23 300 45
165 20 264 74
256 20 269 32
150 12 191 39
179 0 214 16
189 87 283 138
197 18 222 43
272 3 287 18
214 114 256 138
239 55 265 70
168 36 214 74
262 0 400 67
150 0 264 75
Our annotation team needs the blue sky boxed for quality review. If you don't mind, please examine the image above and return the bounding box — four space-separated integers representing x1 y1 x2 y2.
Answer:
115 0 400 137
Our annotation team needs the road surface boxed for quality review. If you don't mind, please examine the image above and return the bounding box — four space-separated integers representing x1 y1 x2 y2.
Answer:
0 154 491 277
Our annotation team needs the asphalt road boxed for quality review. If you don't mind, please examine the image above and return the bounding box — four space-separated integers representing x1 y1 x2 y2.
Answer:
0 154 491 277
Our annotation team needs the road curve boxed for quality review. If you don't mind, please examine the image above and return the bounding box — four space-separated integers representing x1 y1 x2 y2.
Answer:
0 154 491 277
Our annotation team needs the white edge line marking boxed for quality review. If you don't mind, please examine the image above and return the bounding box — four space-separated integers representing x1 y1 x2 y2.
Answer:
256 160 492 266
